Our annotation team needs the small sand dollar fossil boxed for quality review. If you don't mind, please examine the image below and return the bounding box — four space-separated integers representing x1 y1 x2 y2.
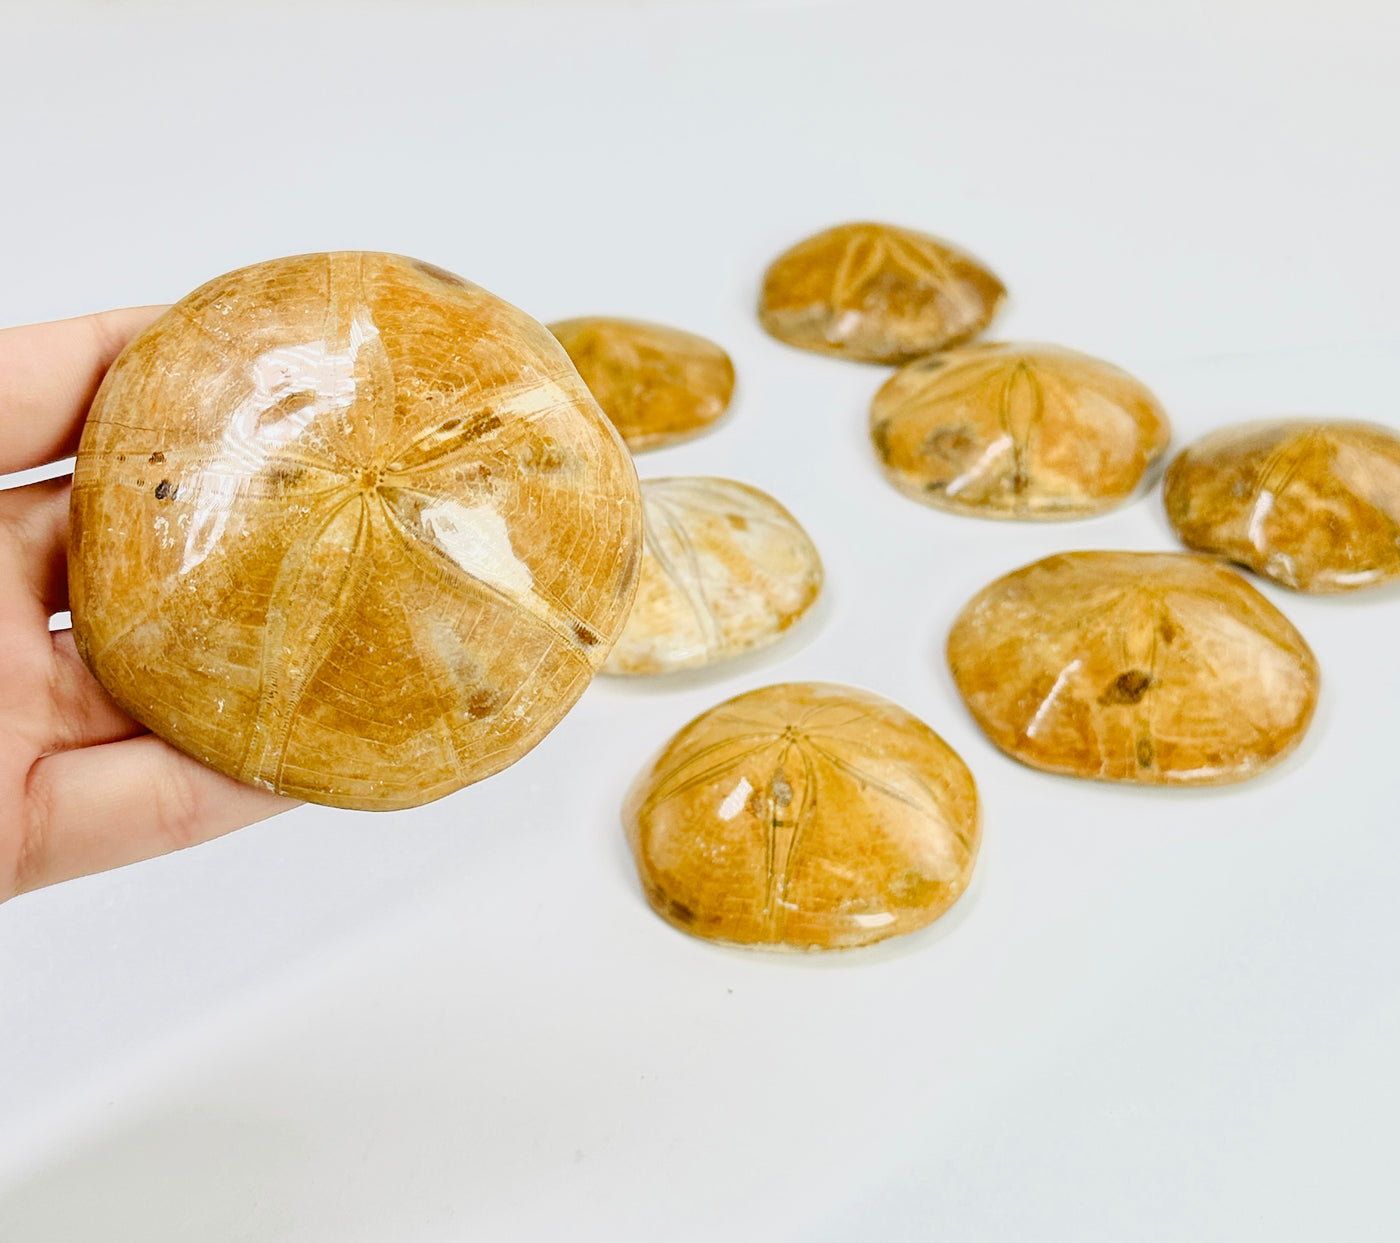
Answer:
1164 419 1400 592
947 552 1318 785
603 477 823 676
70 252 642 811
870 342 1171 519
548 317 735 451
624 683 980 950
757 221 1006 364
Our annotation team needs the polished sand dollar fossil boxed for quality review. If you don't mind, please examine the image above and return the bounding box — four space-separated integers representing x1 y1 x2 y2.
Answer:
757 221 1006 364
624 683 980 950
1164 419 1400 592
70 252 643 811
870 342 1171 518
947 552 1318 785
548 317 735 451
603 477 823 676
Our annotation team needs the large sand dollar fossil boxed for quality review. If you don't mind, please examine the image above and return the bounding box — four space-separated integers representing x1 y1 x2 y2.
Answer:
947 552 1319 785
1164 419 1400 592
70 252 643 811
624 682 980 950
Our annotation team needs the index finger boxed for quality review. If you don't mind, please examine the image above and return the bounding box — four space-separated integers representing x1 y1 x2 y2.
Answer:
0 306 166 475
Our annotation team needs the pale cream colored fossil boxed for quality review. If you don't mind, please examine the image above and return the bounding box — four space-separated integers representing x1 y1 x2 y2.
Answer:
1164 419 1400 592
603 477 823 676
624 682 980 950
947 551 1318 785
757 221 1006 364
70 252 642 811
870 342 1170 518
548 317 734 451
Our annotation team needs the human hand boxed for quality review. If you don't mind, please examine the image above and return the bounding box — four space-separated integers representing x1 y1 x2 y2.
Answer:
0 310 298 902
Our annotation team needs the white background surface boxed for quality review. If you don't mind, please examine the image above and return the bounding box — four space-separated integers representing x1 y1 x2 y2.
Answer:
3 1 1400 1238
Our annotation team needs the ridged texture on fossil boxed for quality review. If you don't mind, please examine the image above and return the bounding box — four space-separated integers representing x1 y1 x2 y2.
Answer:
548 317 734 451
947 552 1318 785
1164 419 1400 592
603 477 822 676
757 222 1005 364
870 342 1170 518
70 252 642 811
624 683 980 950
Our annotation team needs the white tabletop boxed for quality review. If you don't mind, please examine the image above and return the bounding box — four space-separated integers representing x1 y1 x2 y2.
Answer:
2 2 1399 1239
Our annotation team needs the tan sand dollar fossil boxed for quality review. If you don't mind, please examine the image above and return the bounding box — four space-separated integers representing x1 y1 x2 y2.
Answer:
947 552 1319 785
1164 419 1400 592
624 682 980 950
548 317 735 451
603 477 823 676
757 221 1006 364
70 252 643 811
870 342 1171 518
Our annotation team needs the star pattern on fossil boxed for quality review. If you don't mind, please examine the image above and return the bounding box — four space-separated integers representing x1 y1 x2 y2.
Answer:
71 252 642 809
643 697 970 930
828 225 969 308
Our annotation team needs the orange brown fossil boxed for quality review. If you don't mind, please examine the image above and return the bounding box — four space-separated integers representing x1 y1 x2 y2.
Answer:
548 316 735 451
946 551 1319 785
757 222 1006 364
1164 419 1400 592
69 252 643 811
870 342 1170 518
623 682 980 950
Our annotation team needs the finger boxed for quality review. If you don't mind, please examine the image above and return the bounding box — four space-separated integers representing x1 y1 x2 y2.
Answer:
0 475 72 623
0 306 166 475
45 629 146 751
12 734 298 898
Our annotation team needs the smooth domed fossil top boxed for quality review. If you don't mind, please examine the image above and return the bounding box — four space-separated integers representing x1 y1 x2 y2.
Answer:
947 551 1318 785
757 221 1006 364
624 682 980 950
70 252 642 811
870 342 1171 519
1164 418 1400 592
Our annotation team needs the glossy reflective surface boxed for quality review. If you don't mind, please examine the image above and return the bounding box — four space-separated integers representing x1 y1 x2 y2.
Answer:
548 317 734 451
70 252 642 811
947 552 1318 785
757 221 1005 364
1164 419 1400 592
603 477 823 676
624 683 980 950
870 342 1170 518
